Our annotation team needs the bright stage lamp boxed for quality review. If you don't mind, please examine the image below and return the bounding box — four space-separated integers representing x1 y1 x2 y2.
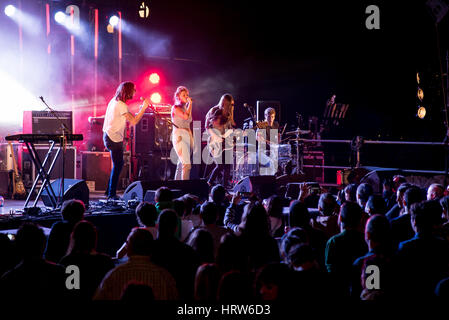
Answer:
149 73 160 84
55 11 66 24
417 106 426 119
4 5 16 17
417 88 424 101
151 92 162 104
109 15 119 27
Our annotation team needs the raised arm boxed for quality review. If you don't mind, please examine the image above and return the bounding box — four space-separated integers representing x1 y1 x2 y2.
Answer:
124 98 149 126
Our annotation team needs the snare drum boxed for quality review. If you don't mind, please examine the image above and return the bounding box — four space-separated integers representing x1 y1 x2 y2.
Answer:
279 144 292 159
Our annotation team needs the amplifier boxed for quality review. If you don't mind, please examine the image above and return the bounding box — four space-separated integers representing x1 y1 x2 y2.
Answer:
303 151 324 183
0 143 21 171
81 151 129 191
23 111 73 135
131 152 175 181
133 113 173 154
21 146 76 189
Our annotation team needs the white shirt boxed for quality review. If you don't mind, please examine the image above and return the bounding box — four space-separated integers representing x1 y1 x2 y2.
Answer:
103 99 129 142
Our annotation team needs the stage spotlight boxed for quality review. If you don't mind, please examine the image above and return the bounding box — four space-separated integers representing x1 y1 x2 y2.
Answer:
417 106 426 119
4 4 16 17
109 15 119 27
149 73 160 84
55 11 66 24
417 88 424 101
416 72 420 84
139 2 150 18
151 92 162 104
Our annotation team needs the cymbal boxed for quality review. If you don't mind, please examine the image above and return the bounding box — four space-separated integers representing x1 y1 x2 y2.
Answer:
285 129 311 135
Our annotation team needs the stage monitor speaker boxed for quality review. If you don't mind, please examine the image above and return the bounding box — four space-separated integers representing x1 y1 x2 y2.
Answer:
232 175 277 199
256 101 281 123
122 179 209 203
41 179 89 207
23 111 73 135
143 189 184 203
133 113 173 154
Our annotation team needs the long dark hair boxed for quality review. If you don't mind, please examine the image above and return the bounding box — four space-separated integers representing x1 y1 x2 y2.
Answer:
114 81 135 102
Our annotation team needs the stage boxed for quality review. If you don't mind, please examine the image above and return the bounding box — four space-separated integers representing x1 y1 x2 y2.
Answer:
0 191 138 257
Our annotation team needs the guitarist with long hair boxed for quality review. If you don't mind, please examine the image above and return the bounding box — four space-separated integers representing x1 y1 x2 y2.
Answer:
205 94 235 188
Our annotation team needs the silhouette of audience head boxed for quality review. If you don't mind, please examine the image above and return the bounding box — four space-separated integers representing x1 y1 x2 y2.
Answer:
200 201 219 225
264 195 283 219
155 187 173 203
403 186 425 212
396 183 411 208
254 263 292 300
217 270 252 301
211 185 226 204
288 200 310 229
61 199 85 225
135 202 158 228
344 183 358 203
194 263 220 301
279 227 308 262
393 175 407 191
239 202 270 237
427 183 444 201
287 243 318 271
67 220 97 255
120 282 155 302
173 198 186 217
365 195 387 216
15 222 46 260
318 193 338 216
157 209 178 238
216 233 247 274
338 202 363 231
356 183 373 208
410 200 444 234
126 228 154 257
364 214 391 251
186 228 214 264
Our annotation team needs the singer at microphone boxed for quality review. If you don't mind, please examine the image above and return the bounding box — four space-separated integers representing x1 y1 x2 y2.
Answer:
103 82 148 200
171 86 194 180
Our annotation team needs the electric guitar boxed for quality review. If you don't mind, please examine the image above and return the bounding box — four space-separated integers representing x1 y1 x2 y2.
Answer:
8 142 26 199
207 121 278 158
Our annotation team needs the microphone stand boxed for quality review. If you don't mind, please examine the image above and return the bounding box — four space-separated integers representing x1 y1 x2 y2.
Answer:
39 96 70 210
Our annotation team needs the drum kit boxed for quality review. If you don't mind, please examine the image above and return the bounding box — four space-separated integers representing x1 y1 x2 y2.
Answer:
233 128 311 181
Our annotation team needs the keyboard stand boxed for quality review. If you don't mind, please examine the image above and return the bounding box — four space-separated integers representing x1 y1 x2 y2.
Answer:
23 140 60 209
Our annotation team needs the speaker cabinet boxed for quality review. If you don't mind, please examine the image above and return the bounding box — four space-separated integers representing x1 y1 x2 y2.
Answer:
132 152 175 182
41 178 89 207
232 175 277 199
122 179 209 203
23 111 73 135
81 151 129 191
133 113 173 154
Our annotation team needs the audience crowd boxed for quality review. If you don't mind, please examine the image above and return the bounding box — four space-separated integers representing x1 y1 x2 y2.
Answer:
1 175 449 301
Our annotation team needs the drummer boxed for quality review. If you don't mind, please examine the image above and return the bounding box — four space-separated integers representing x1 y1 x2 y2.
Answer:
257 107 280 147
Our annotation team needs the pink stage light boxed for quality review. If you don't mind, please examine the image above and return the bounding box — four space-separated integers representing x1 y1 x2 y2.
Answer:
149 73 160 84
150 92 162 104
